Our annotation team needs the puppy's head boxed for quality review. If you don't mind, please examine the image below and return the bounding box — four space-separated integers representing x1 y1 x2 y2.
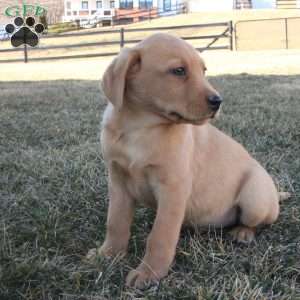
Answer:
102 33 222 125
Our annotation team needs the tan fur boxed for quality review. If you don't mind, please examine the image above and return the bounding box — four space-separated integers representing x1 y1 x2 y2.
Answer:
87 33 281 288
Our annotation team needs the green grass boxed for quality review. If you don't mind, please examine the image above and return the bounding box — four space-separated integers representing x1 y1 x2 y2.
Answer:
48 22 80 34
0 76 299 299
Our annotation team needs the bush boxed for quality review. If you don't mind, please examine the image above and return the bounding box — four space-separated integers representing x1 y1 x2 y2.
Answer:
39 15 48 31
48 21 80 34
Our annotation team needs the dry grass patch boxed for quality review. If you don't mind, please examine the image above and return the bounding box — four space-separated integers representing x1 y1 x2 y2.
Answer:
0 74 299 299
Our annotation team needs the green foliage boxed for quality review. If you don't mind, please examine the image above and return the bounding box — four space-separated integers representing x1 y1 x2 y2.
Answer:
48 22 80 34
39 15 48 31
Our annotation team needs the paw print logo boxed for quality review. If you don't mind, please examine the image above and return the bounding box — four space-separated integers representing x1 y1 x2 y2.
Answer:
5 16 45 47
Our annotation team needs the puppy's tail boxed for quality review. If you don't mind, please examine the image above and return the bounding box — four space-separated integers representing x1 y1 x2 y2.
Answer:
278 192 291 202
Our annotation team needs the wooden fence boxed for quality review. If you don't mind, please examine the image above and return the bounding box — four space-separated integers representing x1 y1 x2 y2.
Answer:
276 0 300 9
235 17 300 50
0 21 233 63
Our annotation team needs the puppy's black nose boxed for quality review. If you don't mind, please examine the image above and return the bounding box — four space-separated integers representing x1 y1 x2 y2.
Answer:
207 94 223 111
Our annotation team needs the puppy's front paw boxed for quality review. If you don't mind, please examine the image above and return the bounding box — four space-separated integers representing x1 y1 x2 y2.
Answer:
230 226 255 243
86 248 99 261
126 267 160 289
86 243 127 262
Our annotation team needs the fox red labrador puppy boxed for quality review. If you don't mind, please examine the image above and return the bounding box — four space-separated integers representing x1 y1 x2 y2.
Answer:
87 33 286 289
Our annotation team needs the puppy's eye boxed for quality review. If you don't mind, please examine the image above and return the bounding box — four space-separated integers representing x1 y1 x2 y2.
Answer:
171 67 186 77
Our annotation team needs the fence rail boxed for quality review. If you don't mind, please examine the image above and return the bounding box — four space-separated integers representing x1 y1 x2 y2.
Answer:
234 17 300 51
276 0 300 9
0 21 233 63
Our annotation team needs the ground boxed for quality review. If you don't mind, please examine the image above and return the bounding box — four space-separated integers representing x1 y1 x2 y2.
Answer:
1 49 300 81
0 72 299 299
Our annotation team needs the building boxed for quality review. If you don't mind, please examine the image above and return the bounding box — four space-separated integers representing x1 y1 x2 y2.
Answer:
62 0 185 24
188 0 233 11
188 0 253 11
187 0 299 11
1 0 298 27
59 0 300 25
63 0 114 22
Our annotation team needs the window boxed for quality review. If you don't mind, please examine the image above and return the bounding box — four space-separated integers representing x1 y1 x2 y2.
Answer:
110 0 115 8
96 0 102 8
120 0 133 9
163 0 171 11
66 1 71 9
139 0 152 9
82 1 88 9
73 11 77 15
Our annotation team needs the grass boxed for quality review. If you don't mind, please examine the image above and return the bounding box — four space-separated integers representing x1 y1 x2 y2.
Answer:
0 74 299 299
48 22 79 34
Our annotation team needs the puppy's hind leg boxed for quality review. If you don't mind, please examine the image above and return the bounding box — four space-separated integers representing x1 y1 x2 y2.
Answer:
230 168 279 243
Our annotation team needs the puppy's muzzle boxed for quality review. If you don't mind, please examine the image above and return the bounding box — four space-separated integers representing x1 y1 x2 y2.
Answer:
207 95 223 112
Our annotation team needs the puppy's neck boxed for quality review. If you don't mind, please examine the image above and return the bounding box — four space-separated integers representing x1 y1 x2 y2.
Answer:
107 101 177 133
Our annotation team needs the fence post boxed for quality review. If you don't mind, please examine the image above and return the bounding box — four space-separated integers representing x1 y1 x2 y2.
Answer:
24 43 28 63
229 21 234 51
285 18 288 49
120 27 125 49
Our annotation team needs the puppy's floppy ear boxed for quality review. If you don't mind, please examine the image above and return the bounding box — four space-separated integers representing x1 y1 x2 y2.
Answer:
101 48 141 110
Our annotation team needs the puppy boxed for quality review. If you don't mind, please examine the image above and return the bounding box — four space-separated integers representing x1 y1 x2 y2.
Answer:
88 33 282 288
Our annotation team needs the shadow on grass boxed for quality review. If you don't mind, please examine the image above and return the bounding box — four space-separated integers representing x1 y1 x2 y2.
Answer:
0 75 299 299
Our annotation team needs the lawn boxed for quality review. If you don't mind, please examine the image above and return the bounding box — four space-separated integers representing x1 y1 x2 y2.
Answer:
0 74 299 299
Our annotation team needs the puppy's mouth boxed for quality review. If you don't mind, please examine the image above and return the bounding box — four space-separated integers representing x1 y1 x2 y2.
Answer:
167 111 215 124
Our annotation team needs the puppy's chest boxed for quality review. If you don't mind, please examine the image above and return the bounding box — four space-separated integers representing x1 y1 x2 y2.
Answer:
104 128 150 169
102 128 156 206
